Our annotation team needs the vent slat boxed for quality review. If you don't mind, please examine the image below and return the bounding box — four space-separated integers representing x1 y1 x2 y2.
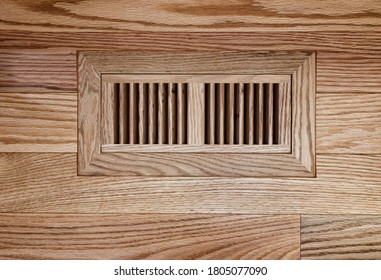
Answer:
245 83 255 145
226 83 235 144
216 83 225 145
128 83 138 144
118 83 128 144
255 83 264 145
138 83 147 144
148 83 157 144
268 83 274 145
167 83 176 144
177 83 187 144
157 83 166 144
207 83 216 144
237 83 245 144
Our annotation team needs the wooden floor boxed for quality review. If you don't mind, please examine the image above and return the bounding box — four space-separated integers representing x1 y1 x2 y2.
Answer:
0 0 381 260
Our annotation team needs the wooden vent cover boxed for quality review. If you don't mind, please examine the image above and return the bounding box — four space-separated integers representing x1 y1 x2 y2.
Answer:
78 51 315 177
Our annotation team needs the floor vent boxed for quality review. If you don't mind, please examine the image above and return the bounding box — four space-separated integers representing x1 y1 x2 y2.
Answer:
78 51 315 177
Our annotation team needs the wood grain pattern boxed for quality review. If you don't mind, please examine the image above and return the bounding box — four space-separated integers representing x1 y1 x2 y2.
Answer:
1 0 380 32
0 214 300 260
1 32 380 93
2 92 378 154
0 92 76 152
301 216 381 259
102 144 290 154
317 93 381 153
1 153 380 214
187 83 204 145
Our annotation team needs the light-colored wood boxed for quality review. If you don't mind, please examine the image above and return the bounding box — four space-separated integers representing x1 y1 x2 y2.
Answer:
89 153 310 177
267 84 274 145
1 32 380 93
246 83 255 145
278 83 291 145
256 84 264 145
237 83 245 144
301 216 381 260
128 83 138 144
207 83 215 144
167 83 176 144
227 83 235 144
102 144 290 154
216 83 225 144
1 1 380 32
138 83 147 144
177 83 187 144
78 51 313 176
187 83 205 145
157 83 166 144
0 92 77 152
101 83 118 144
82 51 309 75
118 83 128 144
317 93 381 153
102 74 291 84
0 214 300 260
1 153 381 213
292 53 316 175
148 83 156 144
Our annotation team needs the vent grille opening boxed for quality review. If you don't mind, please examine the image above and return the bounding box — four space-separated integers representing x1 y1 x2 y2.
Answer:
205 83 284 145
110 83 188 145
103 80 290 146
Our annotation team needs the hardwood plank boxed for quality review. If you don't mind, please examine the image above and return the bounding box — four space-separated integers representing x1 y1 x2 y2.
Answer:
317 93 381 153
0 214 300 260
0 153 380 213
0 92 76 152
1 1 380 32
301 216 381 260
0 48 76 92
2 32 380 54
1 32 380 93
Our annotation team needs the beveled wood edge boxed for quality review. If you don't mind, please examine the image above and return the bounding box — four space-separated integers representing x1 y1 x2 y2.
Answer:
79 50 313 74
81 153 313 177
78 51 316 177
101 144 291 153
291 53 316 176
102 74 291 84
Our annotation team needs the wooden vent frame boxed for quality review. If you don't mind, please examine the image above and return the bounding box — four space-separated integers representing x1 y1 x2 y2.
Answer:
78 51 315 177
